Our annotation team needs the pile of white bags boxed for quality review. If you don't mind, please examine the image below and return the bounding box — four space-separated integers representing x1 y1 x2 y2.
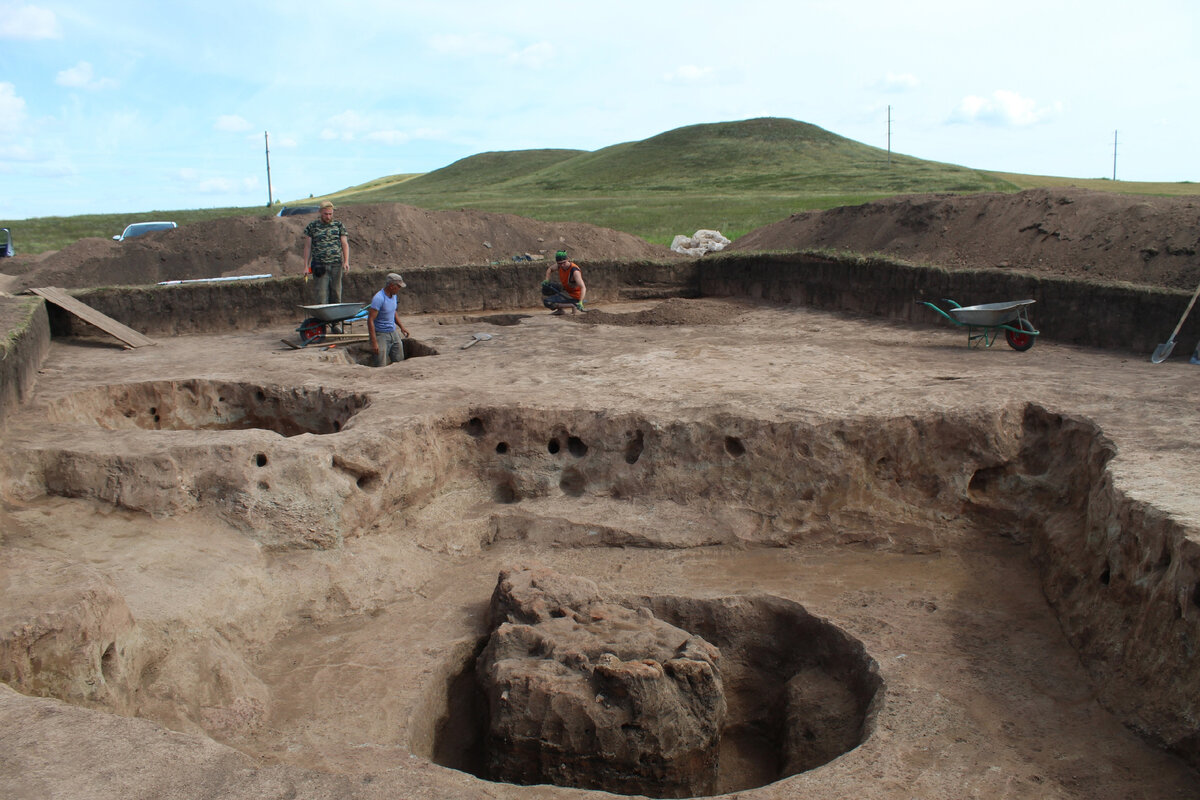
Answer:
670 229 731 257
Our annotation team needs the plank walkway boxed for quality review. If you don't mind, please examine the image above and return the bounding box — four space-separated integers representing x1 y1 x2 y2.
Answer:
28 287 156 349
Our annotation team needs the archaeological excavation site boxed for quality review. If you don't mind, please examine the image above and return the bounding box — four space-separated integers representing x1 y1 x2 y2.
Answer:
2 202 1200 799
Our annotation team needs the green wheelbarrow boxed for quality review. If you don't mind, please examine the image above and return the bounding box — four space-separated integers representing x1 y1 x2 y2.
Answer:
919 298 1039 351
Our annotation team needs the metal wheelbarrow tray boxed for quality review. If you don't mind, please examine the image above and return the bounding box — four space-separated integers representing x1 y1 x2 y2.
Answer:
294 302 370 346
919 298 1040 351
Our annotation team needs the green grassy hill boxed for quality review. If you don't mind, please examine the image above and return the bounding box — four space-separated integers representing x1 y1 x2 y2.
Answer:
306 118 1020 246
6 117 1199 254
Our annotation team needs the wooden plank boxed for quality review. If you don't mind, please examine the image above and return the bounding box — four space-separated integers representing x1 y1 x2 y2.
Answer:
28 287 156 348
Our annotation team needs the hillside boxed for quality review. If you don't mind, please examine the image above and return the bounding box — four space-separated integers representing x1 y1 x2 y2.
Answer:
351 118 1014 198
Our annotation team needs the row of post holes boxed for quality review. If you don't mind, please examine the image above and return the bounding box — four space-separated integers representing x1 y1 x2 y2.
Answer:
464 417 747 463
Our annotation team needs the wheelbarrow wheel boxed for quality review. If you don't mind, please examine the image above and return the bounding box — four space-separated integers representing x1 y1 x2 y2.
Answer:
1005 318 1036 351
298 317 326 345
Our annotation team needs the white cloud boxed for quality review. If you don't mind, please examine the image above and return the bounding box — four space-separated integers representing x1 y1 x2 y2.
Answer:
0 3 59 39
215 114 253 133
197 177 236 193
0 143 35 160
55 62 117 90
664 65 714 82
428 32 509 57
320 110 375 141
508 42 553 69
366 130 411 145
951 89 1061 126
0 82 28 135
878 72 919 92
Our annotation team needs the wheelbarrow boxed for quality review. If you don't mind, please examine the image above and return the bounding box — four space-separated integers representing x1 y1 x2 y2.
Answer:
294 302 370 346
919 298 1039 351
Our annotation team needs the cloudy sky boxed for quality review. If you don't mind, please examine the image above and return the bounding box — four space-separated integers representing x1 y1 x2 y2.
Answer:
2 0 1196 220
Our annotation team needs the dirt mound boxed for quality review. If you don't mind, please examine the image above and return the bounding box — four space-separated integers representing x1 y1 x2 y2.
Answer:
6 204 677 292
578 298 758 326
729 188 1200 291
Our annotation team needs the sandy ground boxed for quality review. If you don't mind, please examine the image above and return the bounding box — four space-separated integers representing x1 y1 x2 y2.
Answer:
2 298 1199 799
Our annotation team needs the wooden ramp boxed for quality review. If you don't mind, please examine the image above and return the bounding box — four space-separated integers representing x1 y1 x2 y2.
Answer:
28 287 156 348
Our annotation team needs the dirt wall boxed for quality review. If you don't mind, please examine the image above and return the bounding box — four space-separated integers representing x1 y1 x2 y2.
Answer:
0 297 49 425
36 254 1200 358
697 252 1200 356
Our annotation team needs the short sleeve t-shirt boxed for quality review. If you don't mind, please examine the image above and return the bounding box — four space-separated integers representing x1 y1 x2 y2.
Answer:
370 289 398 332
303 219 348 267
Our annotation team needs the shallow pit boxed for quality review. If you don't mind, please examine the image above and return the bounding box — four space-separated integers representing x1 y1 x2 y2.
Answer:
45 379 370 436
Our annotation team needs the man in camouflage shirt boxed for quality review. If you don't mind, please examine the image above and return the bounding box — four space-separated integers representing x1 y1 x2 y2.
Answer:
302 201 350 305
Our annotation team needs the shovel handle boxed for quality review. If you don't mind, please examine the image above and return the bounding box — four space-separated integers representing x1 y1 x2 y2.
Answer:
462 338 479 349
1166 278 1200 342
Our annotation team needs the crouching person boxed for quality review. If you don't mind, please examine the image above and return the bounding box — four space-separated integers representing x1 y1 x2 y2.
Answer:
368 273 410 367
542 250 586 315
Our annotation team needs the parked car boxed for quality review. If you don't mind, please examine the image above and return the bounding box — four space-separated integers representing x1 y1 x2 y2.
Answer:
276 205 320 217
0 227 12 257
113 221 177 241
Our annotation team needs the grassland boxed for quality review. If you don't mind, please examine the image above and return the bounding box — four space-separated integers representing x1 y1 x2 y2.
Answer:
6 118 1199 255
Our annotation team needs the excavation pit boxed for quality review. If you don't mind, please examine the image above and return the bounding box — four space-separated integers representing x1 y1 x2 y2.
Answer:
45 379 370 436
3 331 1200 800
425 577 881 798
341 337 439 366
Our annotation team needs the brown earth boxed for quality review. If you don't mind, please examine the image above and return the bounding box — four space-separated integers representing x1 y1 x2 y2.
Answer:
2 194 1200 800
6 187 1200 294
0 203 677 293
730 187 1200 291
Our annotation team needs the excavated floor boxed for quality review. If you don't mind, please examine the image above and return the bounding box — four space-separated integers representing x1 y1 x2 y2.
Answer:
2 299 1200 800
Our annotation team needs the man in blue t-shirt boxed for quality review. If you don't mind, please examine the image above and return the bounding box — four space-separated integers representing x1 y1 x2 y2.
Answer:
368 273 410 367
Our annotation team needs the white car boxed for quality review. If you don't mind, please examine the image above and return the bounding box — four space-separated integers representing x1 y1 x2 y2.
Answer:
114 221 177 241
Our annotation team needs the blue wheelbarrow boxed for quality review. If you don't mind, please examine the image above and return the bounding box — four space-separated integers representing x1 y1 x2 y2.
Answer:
919 298 1039 351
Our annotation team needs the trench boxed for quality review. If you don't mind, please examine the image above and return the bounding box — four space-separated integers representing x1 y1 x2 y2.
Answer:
3 396 1200 796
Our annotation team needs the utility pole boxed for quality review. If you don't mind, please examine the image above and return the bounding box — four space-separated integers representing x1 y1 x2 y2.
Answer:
887 105 892 166
1112 130 1118 181
265 131 274 206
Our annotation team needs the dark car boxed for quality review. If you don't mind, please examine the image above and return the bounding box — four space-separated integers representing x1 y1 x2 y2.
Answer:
0 227 12 257
276 206 320 217
113 221 177 241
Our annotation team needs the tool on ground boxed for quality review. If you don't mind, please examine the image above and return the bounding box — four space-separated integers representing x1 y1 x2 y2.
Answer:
462 332 493 349
917 298 1039 351
1151 278 1200 363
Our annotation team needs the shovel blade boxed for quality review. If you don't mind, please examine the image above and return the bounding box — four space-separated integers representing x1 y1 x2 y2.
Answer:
1151 341 1176 363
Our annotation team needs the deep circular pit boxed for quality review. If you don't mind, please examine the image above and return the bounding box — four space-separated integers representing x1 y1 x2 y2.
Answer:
423 593 882 798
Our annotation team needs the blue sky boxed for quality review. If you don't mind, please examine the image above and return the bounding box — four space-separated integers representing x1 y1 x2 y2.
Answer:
2 0 1197 220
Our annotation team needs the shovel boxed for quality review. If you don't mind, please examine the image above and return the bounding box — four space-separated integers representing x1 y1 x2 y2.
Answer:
1151 277 1200 362
462 332 492 349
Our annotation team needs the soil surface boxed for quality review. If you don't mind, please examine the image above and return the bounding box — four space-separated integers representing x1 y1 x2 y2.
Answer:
6 187 1200 293
0 203 677 293
2 193 1200 799
2 297 1199 800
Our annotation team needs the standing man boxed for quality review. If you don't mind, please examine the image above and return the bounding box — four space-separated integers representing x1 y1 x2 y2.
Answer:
302 201 350 306
368 272 410 367
541 250 586 314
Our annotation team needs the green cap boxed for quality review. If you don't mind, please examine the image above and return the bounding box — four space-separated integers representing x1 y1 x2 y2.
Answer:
555 250 568 261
